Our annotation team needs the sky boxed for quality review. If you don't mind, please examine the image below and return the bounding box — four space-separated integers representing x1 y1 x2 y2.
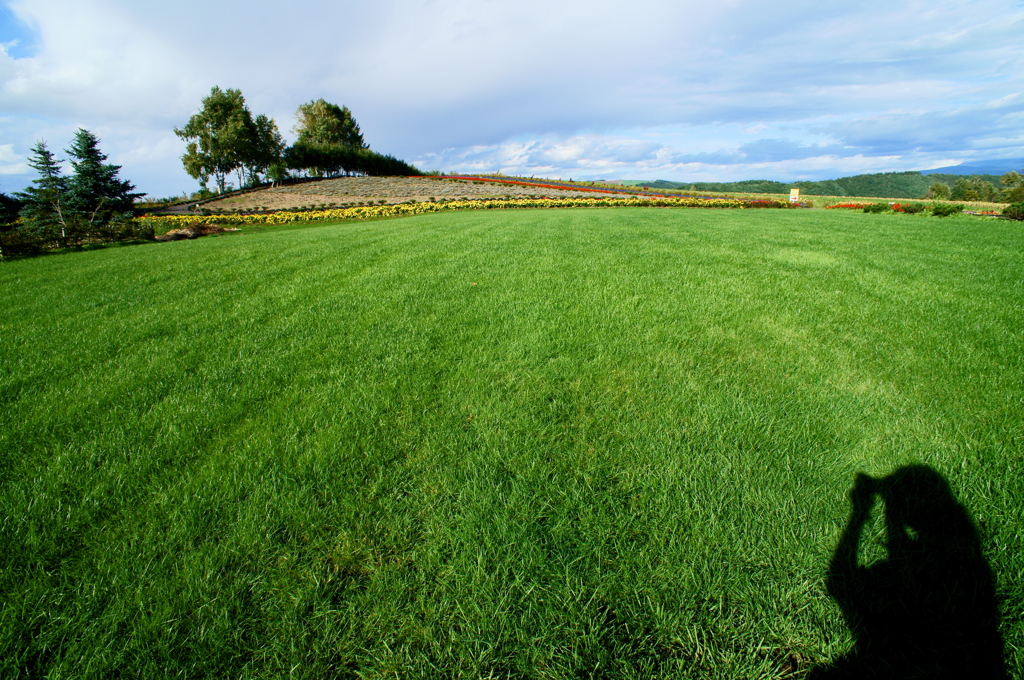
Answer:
1 0 1023 197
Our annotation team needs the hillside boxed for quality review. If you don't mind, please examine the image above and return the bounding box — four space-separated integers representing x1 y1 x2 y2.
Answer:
187 176 641 213
922 158 1024 176
632 170 1010 199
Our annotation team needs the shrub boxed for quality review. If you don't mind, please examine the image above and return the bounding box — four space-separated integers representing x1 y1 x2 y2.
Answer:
0 192 22 230
897 203 926 214
283 143 421 177
863 203 889 213
1002 202 1024 221
931 203 963 218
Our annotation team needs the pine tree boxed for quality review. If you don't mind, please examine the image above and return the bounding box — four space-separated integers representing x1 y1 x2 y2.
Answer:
13 133 142 248
64 129 142 237
0 192 23 257
14 141 69 245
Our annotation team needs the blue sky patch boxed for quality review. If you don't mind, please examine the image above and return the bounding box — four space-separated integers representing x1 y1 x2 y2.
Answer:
0 3 38 59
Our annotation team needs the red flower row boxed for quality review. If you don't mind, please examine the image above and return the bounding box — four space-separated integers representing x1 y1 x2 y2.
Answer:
429 175 683 197
429 175 767 203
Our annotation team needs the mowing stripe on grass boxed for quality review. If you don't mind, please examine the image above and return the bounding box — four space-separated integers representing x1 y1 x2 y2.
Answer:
1 208 1021 678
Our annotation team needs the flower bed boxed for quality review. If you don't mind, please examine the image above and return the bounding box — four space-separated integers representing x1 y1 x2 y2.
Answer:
431 175 635 196
429 175 762 203
139 195 795 231
825 203 871 210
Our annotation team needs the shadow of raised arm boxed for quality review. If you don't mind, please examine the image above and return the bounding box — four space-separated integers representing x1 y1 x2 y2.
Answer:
810 465 1006 680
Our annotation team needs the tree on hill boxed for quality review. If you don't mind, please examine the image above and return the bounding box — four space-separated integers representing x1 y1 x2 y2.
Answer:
284 99 420 178
289 99 370 178
175 87 284 192
249 113 286 185
293 99 367 150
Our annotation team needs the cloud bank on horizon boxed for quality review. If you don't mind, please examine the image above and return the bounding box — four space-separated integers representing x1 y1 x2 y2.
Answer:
1 0 1022 195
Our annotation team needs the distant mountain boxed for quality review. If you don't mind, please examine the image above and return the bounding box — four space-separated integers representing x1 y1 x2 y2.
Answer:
921 159 1024 176
633 170 1011 199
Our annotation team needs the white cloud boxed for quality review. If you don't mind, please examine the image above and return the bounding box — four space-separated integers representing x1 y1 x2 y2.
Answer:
0 143 27 174
1 0 1022 193
412 132 927 182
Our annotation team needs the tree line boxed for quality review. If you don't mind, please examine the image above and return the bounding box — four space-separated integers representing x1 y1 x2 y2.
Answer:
649 170 1024 202
926 174 1024 202
174 87 420 194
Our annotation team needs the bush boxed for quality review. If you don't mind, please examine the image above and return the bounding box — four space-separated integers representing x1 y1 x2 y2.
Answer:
0 192 22 232
104 216 156 241
1002 202 1024 221
0 228 42 257
898 203 926 214
931 203 963 218
863 203 889 213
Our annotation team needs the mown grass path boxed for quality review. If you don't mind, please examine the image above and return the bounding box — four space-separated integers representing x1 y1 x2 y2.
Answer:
1 209 1021 678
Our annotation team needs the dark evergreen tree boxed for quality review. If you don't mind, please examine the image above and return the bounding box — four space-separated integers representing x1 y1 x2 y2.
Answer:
0 192 22 231
13 133 144 248
64 129 142 237
14 141 69 245
0 192 24 257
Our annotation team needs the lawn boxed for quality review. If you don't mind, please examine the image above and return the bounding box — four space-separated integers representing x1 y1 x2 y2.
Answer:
1 208 1021 678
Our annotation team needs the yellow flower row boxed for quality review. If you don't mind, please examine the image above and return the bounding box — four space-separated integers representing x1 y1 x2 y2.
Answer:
139 196 792 230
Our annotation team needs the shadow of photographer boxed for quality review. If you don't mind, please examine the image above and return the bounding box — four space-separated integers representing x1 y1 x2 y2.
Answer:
810 465 1006 679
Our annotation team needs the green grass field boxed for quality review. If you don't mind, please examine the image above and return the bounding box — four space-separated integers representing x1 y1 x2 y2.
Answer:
1 208 1021 678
